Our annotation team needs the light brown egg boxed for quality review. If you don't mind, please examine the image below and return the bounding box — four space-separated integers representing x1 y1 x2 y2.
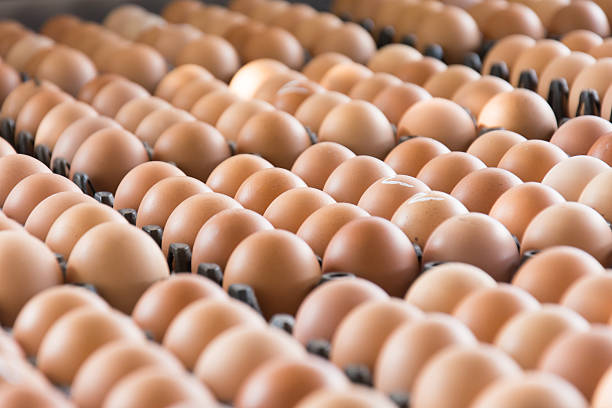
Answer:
294 13 343 51
539 326 612 400
34 101 96 150
423 213 520 282
272 79 324 115
348 73 401 102
5 34 54 72
322 217 419 296
154 65 213 102
254 70 305 103
423 65 480 100
35 46 97 97
550 1 609 37
106 43 167 93
229 59 289 99
13 285 107 357
482 34 536 76
553 116 612 156
235 357 348 408
466 130 526 167
599 84 612 120
139 24 202 65
66 222 170 313
91 79 149 118
0 383 72 407
3 173 81 224
242 27 304 70
271 3 317 34
248 1 289 23
14 89 72 137
471 372 588 408
568 58 612 117
1 80 59 123
191 208 273 271
175 36 240 83
76 74 122 106
318 100 394 159
358 175 430 219
0 154 50 207
416 152 485 193
537 52 595 99
37 307 144 385
294 91 350 134
579 169 612 221
510 40 570 86
319 62 373 95
215 99 274 142
40 14 80 41
113 98 168 134
561 274 612 323
291 142 355 190
529 0 570 29
562 29 603 52
467 0 507 27
163 297 264 370
375 314 477 394
296 386 397 408
396 57 447 86
205 154 273 197
0 62 20 106
195 327 306 402
495 305 589 370
132 274 227 342
223 20 266 56
452 75 514 118
21 46 54 78
542 156 609 201
0 138 14 158
223 229 320 317
483 3 545 40
190 89 241 125
263 187 335 233
366 44 422 77
0 24 27 59
588 133 612 165
497 140 568 182
302 52 352 83
134 108 195 147
373 83 431 125
71 341 184 408
104 4 163 40
313 23 376 65
234 167 306 214
450 168 522 214
171 77 227 111
394 1 444 43
70 127 149 193
384 137 449 177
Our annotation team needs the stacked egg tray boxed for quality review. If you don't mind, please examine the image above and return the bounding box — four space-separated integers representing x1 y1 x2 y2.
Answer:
1 0 612 406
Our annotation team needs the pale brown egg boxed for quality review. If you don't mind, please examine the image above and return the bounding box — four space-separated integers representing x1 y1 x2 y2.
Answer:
242 27 304 70
0 24 27 59
319 62 373 95
510 40 571 86
163 297 264 370
296 386 397 408
417 152 486 193
5 34 54 72
331 299 422 372
375 314 477 394
452 75 514 118
66 222 170 313
91 79 149 118
0 138 14 158
234 167 306 214
171 77 227 111
366 44 422 77
105 44 166 93
451 168 522 214
294 13 343 52
468 0 507 28
542 156 609 201
423 213 520 282
483 3 545 40
0 383 73 408
482 34 536 77
550 1 609 37
76 74 123 106
588 133 612 165
561 29 603 52
579 169 612 221
190 89 241 125
384 137 449 176
154 65 212 102
40 14 81 41
104 5 163 40
263 187 335 233
195 326 306 402
0 62 20 106
599 84 612 119
205 154 273 197
223 20 266 56
423 65 480 100
294 91 350 134
348 73 401 102
1 80 60 122
134 107 195 147
394 1 444 43
373 83 431 125
14 89 72 137
191 208 273 271
396 57 447 86
216 99 274 142
358 175 430 219
254 68 304 102
322 217 419 296
132 274 227 342
271 3 317 34
497 140 568 182
466 130 526 167
34 100 96 150
187 5 240 36
537 52 595 99
552 116 612 156
561 273 612 324
539 326 612 400
139 24 201 65
113 98 168 133
568 58 612 117
35 46 97 97
272 79 324 115
248 1 289 23
71 340 184 408
13 285 108 357
302 52 352 83
291 142 355 190
175 36 240 83
0 154 50 207
313 23 376 65
530 0 570 29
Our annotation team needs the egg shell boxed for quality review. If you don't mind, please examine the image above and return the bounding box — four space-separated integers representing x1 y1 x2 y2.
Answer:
234 167 306 214
319 62 373 95
114 97 170 133
453 75 515 120
171 77 227 111
312 22 376 65
0 63 21 106
482 3 545 40
588 133 612 165
135 107 195 148
466 129 526 167
140 24 202 66
542 155 609 201
215 99 274 143
417 152 486 193
106 44 167 93
302 52 352 83
190 89 241 125
482 34 536 77
294 12 342 51
373 83 432 125
242 27 304 70
1 80 59 121
291 142 355 190
510 39 570 86
592 364 612 407
76 74 123 106
91 79 149 118
348 73 402 102
358 175 430 219
424 65 480 100
34 101 97 152
579 169 612 221
36 46 97 97
367 44 421 77
549 1 610 37
396 57 447 86
294 91 350 134
175 36 240 83
205 154 273 198
229 59 289 99
561 29 602 52
295 386 397 408
263 187 335 233
560 274 612 323
537 52 595 99
0 383 73 408
252 71 307 104
497 140 568 182
15 89 72 137
568 58 612 117
0 154 51 207
384 137 449 177
5 34 54 72
272 79 324 115
450 168 523 214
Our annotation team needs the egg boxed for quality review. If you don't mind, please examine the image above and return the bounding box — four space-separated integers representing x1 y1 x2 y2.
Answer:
375 314 477 394
254 69 305 103
35 46 97 97
568 58 612 117
552 116 612 157
3 173 81 224
539 326 612 400
313 23 376 65
394 2 444 43
417 152 486 193
542 155 609 201
271 3 317 34
223 229 320 317
0 24 27 59
366 44 421 77
296 386 396 408
104 4 163 40
205 154 273 197
191 208 273 271
319 62 373 95
71 341 185 408
163 297 265 370
399 98 477 151
466 130 525 167
537 52 596 100
302 52 352 83
348 73 401 102
272 79 324 115
5 34 54 72
156 67 213 102
34 100 96 151
235 357 349 408
134 107 195 147
106 43 167 93
373 83 431 125
483 3 545 40
0 383 72 408
91 79 149 118
263 187 335 233
599 85 612 120
224 21 266 57
194 326 306 402
114 97 170 133
171 77 227 111
561 274 612 323
190 89 241 125
498 140 568 182
482 34 536 77
234 167 306 214
452 75 514 118
357 175 430 219
175 36 240 83
294 91 350 134
550 1 609 37
294 13 343 52
15 89 72 137
579 169 612 221
592 364 612 407
215 99 274 142
0 63 20 106
396 57 447 86
423 65 480 100
291 142 355 190
0 154 50 207
450 168 522 214
242 27 304 70
588 133 612 165
562 29 603 52
139 24 201 66
76 74 123 105
384 137 449 177
1 80 59 122
467 0 507 27
510 40 571 86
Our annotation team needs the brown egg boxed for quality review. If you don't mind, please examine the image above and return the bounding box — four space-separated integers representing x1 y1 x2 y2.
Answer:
190 89 241 125
497 140 568 182
154 65 211 103
235 357 348 408
348 73 401 102
539 326 612 400
13 285 107 357
76 74 123 106
510 40 570 86
542 156 609 201
70 127 149 193
271 3 317 33
417 152 486 193
5 34 54 72
562 29 603 52
242 27 304 70
91 79 149 118
384 137 448 177
205 154 273 197
3 173 81 224
399 99 477 151
195 326 306 402
423 65 480 100
71 341 184 408
537 52 595 99
318 101 394 159
132 274 227 342
1 80 59 122
394 2 444 43
15 89 72 137
396 57 447 86
550 1 609 37
521 202 612 264
466 130 526 167
561 274 612 323
588 133 612 165
302 53 352 83
331 299 422 372
579 170 612 221
106 44 166 93
472 372 588 408
291 142 355 190
375 314 477 394
468 0 507 27
37 307 144 385
0 231 63 326
140 24 202 65
294 91 350 134
35 47 96 97
319 62 373 95
191 208 273 271
372 83 431 125
423 213 520 281
599 84 612 119
114 97 170 133
482 34 536 76
568 58 612 117
223 229 320 317
323 156 396 204
0 63 21 106
215 99 274 142
0 383 72 407
450 168 522 214
229 59 288 99
104 4 164 40
66 221 170 313
171 77 227 111
263 187 335 233
234 167 306 214
452 75 514 118
0 138 14 158
0 154 51 207
357 175 430 219
163 297 265 370
296 386 397 408
135 107 195 147
224 20 266 56
175 36 240 83
483 3 545 40
248 1 289 23
0 23 27 59
21 46 53 78
34 101 96 150
40 14 80 40
322 217 419 296
113 162 185 211
366 44 422 77
272 79 324 115
294 13 343 51
312 23 376 65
